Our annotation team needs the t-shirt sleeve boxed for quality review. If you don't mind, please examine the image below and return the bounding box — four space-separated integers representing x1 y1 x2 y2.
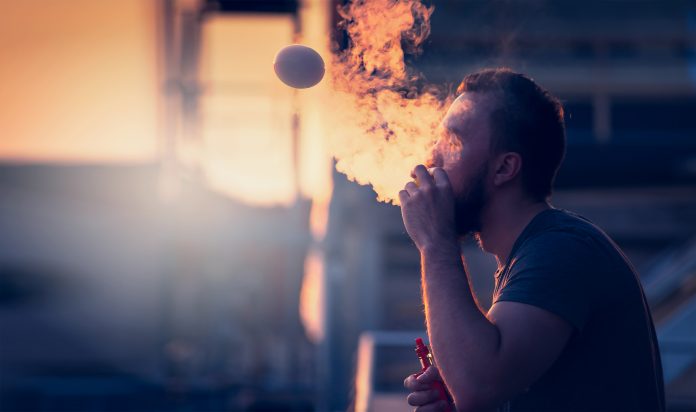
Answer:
493 231 599 331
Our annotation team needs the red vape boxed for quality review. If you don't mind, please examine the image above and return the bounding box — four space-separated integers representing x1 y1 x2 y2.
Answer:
415 337 452 412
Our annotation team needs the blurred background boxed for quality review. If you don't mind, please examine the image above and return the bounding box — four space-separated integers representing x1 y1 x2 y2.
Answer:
1 0 695 411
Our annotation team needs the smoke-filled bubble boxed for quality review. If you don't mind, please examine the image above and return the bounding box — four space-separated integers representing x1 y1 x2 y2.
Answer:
327 0 453 205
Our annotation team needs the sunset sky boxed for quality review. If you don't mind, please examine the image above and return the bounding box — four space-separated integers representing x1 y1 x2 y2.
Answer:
0 0 329 207
0 0 159 162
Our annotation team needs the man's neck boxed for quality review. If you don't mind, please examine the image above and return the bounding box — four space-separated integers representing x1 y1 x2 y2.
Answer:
477 194 550 268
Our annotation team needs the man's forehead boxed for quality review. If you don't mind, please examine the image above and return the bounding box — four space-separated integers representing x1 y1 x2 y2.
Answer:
442 93 476 134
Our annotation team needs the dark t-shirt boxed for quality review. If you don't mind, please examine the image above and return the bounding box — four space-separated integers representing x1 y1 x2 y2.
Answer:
493 208 665 412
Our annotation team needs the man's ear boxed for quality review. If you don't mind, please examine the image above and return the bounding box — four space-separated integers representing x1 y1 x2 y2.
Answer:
492 152 522 187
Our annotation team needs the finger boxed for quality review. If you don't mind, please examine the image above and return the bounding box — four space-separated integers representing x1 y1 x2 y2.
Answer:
431 167 451 188
407 389 439 406
404 373 432 392
416 365 441 384
412 164 434 188
415 399 449 412
405 181 418 196
399 190 410 205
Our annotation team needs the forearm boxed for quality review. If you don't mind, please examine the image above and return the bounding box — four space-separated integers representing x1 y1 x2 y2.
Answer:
421 244 502 410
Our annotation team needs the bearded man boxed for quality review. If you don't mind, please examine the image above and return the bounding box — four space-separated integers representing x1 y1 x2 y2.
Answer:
401 68 665 412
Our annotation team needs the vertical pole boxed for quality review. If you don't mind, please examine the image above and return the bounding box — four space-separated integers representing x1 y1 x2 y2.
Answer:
157 0 177 388
161 0 178 165
291 11 302 200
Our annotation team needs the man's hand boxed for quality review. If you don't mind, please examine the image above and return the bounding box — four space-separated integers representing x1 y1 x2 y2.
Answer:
399 165 458 251
404 365 453 412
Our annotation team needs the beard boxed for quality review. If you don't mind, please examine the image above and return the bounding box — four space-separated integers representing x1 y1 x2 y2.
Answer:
453 162 488 238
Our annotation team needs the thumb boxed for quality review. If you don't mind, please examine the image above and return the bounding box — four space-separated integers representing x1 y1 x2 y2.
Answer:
416 365 441 384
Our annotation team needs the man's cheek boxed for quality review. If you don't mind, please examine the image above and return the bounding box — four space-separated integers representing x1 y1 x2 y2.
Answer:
443 150 463 165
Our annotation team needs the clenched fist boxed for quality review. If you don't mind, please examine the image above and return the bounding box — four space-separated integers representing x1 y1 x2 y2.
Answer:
399 165 458 252
404 365 454 411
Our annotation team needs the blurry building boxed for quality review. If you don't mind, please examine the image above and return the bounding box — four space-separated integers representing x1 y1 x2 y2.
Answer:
0 163 315 410
1 0 329 410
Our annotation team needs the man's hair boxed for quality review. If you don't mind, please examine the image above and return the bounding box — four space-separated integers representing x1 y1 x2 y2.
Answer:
457 68 566 201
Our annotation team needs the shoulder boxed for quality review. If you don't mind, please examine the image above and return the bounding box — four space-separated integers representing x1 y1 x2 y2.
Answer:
512 209 608 269
511 230 597 274
495 211 609 330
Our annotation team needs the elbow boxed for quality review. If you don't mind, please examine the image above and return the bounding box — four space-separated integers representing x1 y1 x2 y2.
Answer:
450 379 503 412
452 394 500 412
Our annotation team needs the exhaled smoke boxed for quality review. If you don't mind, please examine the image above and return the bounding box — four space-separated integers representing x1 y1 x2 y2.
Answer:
328 0 452 205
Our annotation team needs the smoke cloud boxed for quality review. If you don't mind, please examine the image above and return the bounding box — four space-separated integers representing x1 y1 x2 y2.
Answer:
327 0 452 204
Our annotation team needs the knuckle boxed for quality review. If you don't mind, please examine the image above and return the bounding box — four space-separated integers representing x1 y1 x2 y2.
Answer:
408 392 428 406
404 375 413 388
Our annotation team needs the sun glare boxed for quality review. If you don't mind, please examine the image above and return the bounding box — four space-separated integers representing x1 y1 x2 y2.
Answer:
0 0 158 162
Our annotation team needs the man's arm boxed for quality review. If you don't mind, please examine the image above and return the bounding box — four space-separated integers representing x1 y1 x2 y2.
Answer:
420 246 573 411
399 165 574 411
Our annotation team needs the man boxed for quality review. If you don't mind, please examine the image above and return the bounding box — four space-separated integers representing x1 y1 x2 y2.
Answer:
400 68 665 411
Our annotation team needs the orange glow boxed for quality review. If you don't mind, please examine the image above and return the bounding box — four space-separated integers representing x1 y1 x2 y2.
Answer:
0 1 338 210
299 247 325 343
354 334 376 412
308 193 331 240
0 0 159 162
0 2 334 209
298 0 335 238
197 15 298 206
